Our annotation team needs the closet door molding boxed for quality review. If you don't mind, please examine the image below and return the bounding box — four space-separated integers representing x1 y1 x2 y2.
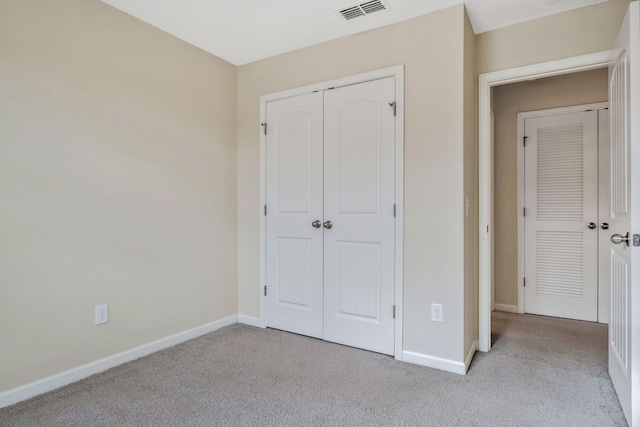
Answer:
259 65 405 359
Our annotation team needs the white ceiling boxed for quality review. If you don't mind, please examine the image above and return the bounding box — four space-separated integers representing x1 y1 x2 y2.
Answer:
101 0 608 65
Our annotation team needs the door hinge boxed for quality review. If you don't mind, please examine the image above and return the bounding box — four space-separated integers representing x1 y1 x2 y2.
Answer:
523 136 528 147
487 225 489 233
264 205 267 216
389 101 397 117
523 277 526 287
264 285 267 296
393 305 396 319
261 123 267 135
393 204 396 218
523 207 526 217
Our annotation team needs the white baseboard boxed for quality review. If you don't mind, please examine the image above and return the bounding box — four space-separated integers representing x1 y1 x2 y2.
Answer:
403 339 478 375
464 340 478 373
237 315 261 327
403 351 467 375
494 303 518 313
0 315 238 409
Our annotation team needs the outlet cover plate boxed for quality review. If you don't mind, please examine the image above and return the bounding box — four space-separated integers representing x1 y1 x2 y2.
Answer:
431 303 443 322
95 304 109 325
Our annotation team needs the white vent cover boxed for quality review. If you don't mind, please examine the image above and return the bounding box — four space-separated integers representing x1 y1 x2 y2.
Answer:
339 0 388 20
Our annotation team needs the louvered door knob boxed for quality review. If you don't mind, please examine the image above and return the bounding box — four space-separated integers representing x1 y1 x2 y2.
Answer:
601 223 609 230
311 220 321 229
323 221 333 230
587 222 597 229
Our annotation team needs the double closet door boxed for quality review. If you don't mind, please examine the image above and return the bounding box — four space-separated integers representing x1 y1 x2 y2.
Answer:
265 77 396 355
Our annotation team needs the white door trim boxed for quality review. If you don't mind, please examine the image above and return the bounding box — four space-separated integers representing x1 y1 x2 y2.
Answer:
259 65 405 359
516 103 608 317
478 52 612 352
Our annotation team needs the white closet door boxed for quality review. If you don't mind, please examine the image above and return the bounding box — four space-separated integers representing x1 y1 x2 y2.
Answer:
322 77 396 355
265 92 324 338
524 111 599 321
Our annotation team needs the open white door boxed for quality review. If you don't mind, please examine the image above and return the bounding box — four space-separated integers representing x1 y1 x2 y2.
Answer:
608 2 640 425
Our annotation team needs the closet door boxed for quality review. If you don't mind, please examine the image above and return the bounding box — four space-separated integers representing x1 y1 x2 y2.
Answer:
265 92 324 338
323 77 396 355
523 111 599 321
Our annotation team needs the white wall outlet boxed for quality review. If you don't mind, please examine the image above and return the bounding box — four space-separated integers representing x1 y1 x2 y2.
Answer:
431 303 443 322
95 304 109 325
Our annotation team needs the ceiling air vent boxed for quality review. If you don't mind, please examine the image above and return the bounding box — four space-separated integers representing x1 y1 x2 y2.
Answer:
339 0 388 21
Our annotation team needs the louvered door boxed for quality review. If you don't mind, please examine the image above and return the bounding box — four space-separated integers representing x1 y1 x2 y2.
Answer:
524 111 598 321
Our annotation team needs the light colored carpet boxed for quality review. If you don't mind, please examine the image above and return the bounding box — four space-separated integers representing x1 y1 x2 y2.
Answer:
0 312 626 426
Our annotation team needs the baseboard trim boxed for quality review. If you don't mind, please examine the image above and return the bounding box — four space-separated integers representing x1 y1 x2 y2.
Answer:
494 303 518 313
402 351 467 375
0 315 238 409
464 340 478 373
237 315 261 327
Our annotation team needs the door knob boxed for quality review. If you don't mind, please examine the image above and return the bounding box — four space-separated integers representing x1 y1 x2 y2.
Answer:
312 220 321 229
611 232 630 247
600 223 609 230
587 222 597 229
323 220 333 230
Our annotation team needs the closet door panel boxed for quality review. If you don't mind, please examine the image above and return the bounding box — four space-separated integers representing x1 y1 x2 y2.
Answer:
323 77 396 355
265 92 324 338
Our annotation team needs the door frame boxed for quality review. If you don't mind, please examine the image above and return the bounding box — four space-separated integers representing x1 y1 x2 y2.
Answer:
258 65 405 359
516 103 608 319
478 52 612 352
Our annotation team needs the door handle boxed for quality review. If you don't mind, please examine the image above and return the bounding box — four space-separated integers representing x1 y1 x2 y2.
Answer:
587 222 597 230
600 223 609 230
323 220 333 230
311 220 321 229
611 232 630 247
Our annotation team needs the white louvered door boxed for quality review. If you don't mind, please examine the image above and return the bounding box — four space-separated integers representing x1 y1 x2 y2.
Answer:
524 111 599 321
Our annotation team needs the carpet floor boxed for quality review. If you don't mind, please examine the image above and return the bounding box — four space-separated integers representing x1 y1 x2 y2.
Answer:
0 312 627 426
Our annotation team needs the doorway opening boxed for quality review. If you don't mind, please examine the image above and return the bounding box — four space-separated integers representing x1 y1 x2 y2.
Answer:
478 51 612 352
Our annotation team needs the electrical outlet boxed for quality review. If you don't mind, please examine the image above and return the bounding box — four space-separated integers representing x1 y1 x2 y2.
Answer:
95 304 109 325
431 303 443 322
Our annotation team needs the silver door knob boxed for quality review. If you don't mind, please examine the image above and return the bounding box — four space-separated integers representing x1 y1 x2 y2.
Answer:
323 220 333 229
587 222 597 229
312 220 321 229
611 232 630 247
600 223 609 230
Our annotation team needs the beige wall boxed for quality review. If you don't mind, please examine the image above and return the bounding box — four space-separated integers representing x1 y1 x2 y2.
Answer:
476 0 631 74
0 0 238 393
492 69 608 308
237 5 475 362
463 11 478 355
